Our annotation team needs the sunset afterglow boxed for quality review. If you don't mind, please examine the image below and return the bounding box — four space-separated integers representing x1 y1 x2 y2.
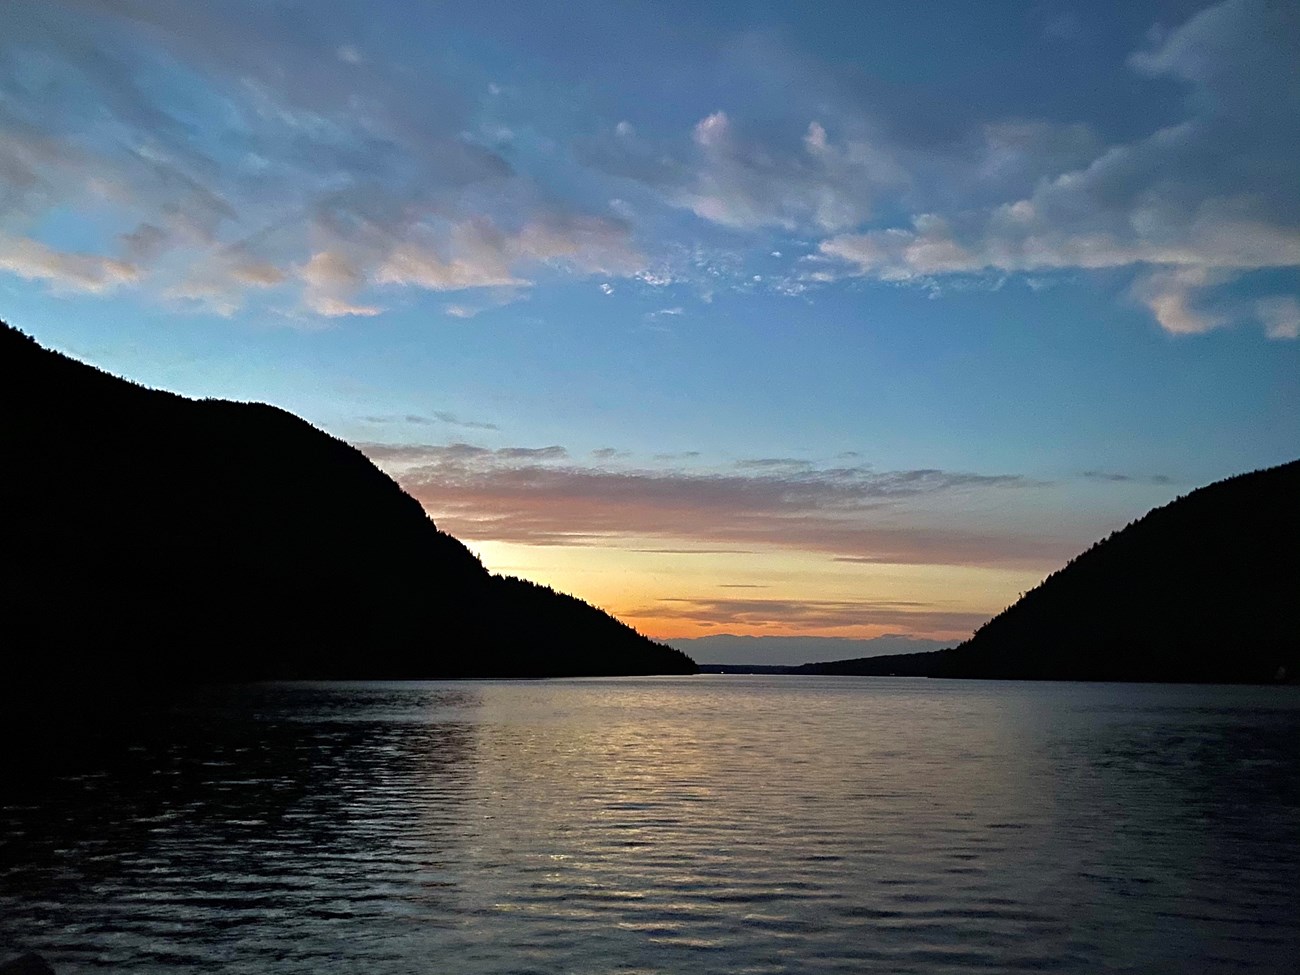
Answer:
3 0 1297 658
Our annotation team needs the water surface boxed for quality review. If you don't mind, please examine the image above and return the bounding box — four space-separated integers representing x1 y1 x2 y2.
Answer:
2 677 1298 973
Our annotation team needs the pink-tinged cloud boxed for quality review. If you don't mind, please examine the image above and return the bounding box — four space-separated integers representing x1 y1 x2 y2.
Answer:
0 3 647 321
0 234 140 294
360 443 1070 568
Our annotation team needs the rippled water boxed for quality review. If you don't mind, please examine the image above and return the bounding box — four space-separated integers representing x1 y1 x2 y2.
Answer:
2 677 1298 973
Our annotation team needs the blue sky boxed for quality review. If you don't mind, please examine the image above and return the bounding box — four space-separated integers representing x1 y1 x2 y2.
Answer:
2 0 1297 653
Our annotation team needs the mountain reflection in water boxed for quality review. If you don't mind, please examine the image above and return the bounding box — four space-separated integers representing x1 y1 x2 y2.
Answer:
2 677 1298 974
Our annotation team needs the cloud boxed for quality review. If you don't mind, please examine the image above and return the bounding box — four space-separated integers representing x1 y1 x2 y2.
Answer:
1078 471 1173 486
1256 296 1300 341
231 262 287 287
359 443 1062 567
431 412 498 431
7 0 1291 336
735 457 814 472
364 442 566 464
630 547 754 555
676 112 905 232
307 296 383 318
0 233 140 293
495 445 568 461
586 110 904 233
1129 266 1231 335
642 596 986 634
372 214 640 295
301 251 363 292
295 250 381 316
361 413 498 431
374 232 525 292
118 223 168 262
512 213 643 275
0 1 644 320
815 0 1300 336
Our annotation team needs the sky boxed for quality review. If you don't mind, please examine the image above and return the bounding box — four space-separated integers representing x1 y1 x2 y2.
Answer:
2 0 1298 660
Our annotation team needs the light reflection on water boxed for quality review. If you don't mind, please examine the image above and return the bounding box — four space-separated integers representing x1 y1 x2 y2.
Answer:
2 677 1298 973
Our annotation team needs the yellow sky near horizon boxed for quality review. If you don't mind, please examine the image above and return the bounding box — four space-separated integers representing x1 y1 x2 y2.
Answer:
468 537 1045 641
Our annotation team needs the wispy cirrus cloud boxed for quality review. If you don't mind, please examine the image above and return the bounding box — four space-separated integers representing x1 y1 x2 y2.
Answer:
1080 470 1173 486
0 0 645 319
361 413 499 432
4 0 1291 339
359 442 1062 568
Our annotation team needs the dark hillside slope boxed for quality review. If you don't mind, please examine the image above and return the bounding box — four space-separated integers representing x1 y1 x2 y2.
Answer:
802 461 1299 683
945 461 1300 682
1 323 695 683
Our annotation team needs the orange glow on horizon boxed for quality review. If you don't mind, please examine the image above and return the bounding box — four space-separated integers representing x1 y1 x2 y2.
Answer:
465 538 1046 644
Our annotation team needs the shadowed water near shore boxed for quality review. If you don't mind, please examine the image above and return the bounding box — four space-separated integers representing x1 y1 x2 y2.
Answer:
3 678 1298 974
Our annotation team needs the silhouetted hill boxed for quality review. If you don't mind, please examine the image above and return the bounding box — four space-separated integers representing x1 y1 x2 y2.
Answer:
0 322 695 684
802 462 1299 683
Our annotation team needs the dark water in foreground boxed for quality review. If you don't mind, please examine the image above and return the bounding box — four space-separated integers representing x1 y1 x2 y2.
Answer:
2 677 1298 974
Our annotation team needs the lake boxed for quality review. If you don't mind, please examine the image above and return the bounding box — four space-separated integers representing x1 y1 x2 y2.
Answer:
2 677 1298 974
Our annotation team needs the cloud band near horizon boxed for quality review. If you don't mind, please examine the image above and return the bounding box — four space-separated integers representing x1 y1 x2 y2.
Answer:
361 442 1074 570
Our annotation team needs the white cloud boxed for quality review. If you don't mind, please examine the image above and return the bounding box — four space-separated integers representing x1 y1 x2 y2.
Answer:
636 270 673 287
677 112 903 232
587 109 904 234
815 0 1300 336
821 203 1300 281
